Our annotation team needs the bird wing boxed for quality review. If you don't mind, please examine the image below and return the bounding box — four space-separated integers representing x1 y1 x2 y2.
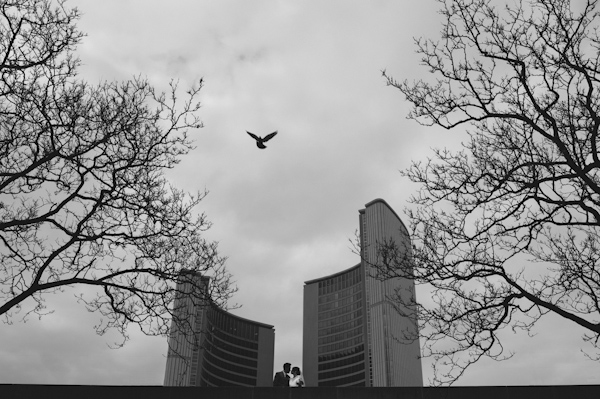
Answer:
246 131 260 141
262 131 278 142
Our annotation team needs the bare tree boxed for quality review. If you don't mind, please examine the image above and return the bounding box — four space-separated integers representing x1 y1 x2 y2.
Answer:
382 0 600 385
0 0 235 347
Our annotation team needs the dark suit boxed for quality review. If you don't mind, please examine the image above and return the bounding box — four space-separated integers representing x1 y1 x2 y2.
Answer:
273 371 290 387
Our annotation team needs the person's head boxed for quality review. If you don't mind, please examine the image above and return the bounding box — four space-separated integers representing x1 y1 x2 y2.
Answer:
291 366 301 376
283 363 291 373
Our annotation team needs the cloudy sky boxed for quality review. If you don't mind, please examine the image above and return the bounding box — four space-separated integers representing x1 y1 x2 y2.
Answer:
2 0 600 387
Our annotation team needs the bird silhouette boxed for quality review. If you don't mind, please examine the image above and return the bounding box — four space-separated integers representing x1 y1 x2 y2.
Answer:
246 131 277 149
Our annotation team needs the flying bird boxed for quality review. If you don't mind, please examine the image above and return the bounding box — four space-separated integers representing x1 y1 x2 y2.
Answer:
246 131 277 149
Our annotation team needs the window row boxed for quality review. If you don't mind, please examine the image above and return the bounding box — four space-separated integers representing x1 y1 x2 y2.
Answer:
200 367 255 387
318 335 363 354
207 306 260 342
318 301 363 321
319 362 365 381
203 350 258 378
204 341 258 368
319 309 363 329
318 284 362 304
319 344 364 363
318 267 362 296
318 352 364 372
204 333 258 359
318 370 366 386
318 326 362 345
318 317 363 337
318 292 362 312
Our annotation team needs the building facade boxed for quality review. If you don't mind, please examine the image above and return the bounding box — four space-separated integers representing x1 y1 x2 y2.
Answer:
164 271 275 387
303 199 422 387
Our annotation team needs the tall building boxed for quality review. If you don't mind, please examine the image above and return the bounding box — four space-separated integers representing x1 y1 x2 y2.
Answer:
303 199 422 387
164 270 275 387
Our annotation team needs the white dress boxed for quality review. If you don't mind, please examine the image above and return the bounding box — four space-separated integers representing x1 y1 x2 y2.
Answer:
289 374 305 387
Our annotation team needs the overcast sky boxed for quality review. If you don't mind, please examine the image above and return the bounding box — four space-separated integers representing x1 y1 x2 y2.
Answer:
2 0 600 387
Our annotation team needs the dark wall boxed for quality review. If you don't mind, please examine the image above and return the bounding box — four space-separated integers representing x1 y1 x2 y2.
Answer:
2 384 600 399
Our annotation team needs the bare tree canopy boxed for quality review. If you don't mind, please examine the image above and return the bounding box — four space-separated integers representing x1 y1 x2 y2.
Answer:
0 0 234 345
383 0 600 385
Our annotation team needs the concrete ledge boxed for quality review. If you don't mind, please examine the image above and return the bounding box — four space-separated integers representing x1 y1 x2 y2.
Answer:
1 384 599 399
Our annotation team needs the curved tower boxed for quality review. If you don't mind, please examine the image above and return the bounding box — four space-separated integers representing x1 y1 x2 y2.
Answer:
303 199 422 387
164 271 275 387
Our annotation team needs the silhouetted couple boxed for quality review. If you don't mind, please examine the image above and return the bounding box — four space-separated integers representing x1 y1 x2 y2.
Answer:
273 362 304 387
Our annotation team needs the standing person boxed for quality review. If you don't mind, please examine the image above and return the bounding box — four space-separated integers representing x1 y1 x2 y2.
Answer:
273 363 291 387
289 366 305 387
